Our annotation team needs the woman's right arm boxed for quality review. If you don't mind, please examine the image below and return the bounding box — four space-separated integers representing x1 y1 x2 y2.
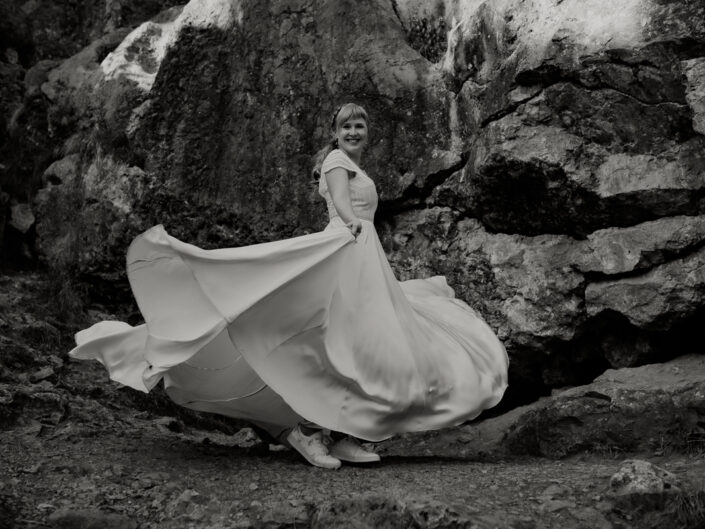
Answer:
325 167 362 236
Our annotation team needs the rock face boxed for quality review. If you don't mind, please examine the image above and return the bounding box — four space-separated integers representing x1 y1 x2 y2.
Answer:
2 0 705 401
379 354 705 460
0 0 184 267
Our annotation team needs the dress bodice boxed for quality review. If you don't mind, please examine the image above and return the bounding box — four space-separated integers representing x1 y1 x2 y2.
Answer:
318 149 378 222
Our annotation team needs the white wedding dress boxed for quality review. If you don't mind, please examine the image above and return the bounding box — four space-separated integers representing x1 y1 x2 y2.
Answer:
70 149 508 441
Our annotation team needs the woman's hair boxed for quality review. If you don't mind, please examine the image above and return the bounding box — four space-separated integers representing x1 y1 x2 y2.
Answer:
312 103 369 178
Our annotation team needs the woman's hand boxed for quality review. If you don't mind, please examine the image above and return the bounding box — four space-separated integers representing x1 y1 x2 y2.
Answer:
346 218 362 237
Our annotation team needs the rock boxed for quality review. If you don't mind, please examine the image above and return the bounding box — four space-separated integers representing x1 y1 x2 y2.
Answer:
15 318 62 351
29 366 55 383
165 488 210 519
24 59 61 97
8 203 34 233
438 113 705 238
388 206 705 394
609 460 683 498
6 1 185 63
379 355 705 459
567 507 613 529
606 459 700 527
576 215 705 275
48 508 138 529
0 382 69 427
230 426 262 448
683 58 705 135
42 154 80 186
586 246 705 330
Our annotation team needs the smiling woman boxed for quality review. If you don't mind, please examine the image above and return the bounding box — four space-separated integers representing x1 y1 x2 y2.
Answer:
69 102 509 470
313 104 374 240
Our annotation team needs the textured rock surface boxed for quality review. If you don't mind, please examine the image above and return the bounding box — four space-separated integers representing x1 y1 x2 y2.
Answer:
609 460 683 497
1 0 705 401
0 0 185 62
379 354 705 459
607 459 704 528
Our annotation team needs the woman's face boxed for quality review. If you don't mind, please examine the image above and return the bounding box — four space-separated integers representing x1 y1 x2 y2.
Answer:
335 117 368 158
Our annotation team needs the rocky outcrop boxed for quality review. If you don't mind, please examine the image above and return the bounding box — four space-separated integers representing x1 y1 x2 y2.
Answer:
608 459 705 529
0 0 184 270
0 0 185 62
379 354 705 459
2 0 705 402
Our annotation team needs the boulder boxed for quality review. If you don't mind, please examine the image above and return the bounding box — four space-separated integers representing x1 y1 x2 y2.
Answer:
388 208 705 390
379 355 705 459
8 203 34 234
610 460 683 499
576 215 705 275
607 459 705 529
586 246 705 330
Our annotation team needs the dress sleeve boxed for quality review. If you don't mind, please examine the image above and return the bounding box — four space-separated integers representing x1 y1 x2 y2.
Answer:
321 150 357 176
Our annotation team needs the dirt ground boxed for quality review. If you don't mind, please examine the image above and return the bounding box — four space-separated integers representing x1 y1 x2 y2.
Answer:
1 272 704 529
3 406 705 529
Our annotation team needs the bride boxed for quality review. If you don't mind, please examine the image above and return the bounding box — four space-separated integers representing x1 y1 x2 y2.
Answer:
70 103 509 469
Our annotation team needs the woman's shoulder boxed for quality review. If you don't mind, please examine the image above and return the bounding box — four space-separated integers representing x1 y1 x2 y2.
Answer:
322 149 357 173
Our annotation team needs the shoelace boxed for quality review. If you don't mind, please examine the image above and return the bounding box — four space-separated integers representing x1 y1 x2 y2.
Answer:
305 432 331 456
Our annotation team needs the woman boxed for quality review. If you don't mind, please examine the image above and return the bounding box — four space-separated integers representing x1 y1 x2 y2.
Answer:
70 103 509 469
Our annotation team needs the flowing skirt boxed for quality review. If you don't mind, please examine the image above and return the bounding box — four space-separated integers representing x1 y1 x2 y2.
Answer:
70 220 508 441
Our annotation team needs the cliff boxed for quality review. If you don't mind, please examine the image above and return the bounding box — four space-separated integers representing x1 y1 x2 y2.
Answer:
1 0 704 416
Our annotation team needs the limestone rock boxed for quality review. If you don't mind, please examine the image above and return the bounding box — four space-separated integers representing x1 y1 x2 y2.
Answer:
388 208 584 346
8 203 34 233
610 460 683 498
576 215 705 275
387 206 705 393
3 0 184 62
0 0 184 239
505 355 705 457
683 58 705 135
607 460 696 523
434 109 705 238
586 246 705 330
379 355 705 459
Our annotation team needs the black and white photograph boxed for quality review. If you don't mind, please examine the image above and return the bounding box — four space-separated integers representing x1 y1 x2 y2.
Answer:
1 0 704 527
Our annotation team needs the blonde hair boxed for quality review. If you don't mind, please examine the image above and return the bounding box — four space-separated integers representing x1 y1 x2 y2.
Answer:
312 103 369 178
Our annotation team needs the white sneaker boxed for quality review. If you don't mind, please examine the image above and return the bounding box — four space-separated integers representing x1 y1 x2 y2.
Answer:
330 436 381 463
286 426 341 469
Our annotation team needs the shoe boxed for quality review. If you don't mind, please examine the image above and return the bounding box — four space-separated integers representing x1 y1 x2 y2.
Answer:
330 436 381 463
286 425 341 469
